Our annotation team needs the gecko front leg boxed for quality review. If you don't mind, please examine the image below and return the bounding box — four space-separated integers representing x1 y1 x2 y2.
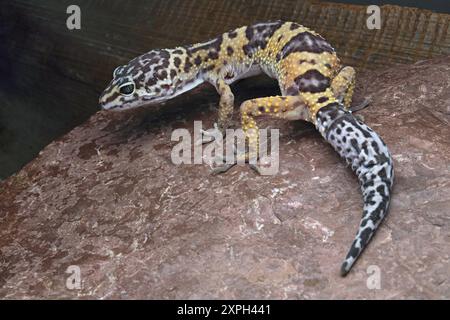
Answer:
197 79 235 145
211 95 310 174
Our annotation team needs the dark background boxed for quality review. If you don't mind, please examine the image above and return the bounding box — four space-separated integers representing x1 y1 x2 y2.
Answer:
328 0 450 13
1 0 449 179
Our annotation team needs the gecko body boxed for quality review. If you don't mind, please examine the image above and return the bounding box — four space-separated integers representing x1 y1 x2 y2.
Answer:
99 21 394 276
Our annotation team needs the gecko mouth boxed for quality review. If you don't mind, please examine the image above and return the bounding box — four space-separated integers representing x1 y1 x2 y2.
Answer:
100 96 164 111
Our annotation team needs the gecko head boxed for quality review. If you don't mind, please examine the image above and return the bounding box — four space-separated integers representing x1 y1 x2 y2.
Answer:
99 49 182 111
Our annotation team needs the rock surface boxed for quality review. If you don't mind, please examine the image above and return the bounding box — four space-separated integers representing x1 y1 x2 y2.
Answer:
1 57 450 299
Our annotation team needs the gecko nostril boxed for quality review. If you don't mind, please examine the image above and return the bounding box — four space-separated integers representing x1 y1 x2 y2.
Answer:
99 99 107 110
98 99 104 110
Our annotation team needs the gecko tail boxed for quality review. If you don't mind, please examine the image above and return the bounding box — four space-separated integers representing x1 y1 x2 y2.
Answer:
315 103 394 277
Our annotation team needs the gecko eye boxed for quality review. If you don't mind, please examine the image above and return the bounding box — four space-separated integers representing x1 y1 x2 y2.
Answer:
119 82 135 96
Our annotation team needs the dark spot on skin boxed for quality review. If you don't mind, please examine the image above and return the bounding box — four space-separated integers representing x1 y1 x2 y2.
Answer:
348 241 360 259
325 63 332 69
170 69 177 79
318 103 341 118
258 106 265 112
361 141 368 155
281 31 334 59
243 21 283 57
277 35 283 42
148 58 160 65
360 218 369 227
161 84 171 90
359 228 373 248
293 69 330 93
154 87 161 93
243 45 253 58
173 49 183 54
146 77 158 86
159 50 170 60
363 180 374 188
208 51 219 60
194 56 202 66
153 65 165 74
227 46 234 56
318 96 329 104
360 127 373 139
351 138 360 153
336 128 342 135
375 154 390 165
160 58 170 69
157 70 167 80
365 161 376 169
376 184 386 196
346 127 354 132
138 51 157 64
184 57 193 72
174 57 181 68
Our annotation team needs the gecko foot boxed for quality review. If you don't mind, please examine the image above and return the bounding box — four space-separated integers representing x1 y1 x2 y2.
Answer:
210 147 266 175
349 97 372 113
195 123 224 146
210 162 236 175
349 98 372 123
248 163 263 175
209 143 250 175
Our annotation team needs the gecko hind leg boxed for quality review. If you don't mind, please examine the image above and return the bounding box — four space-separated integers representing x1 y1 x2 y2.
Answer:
331 66 370 122
331 66 356 110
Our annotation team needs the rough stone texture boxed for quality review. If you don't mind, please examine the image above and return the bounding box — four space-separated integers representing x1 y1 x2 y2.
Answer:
1 56 450 299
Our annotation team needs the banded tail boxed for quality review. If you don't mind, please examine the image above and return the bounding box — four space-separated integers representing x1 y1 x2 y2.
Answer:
315 103 394 276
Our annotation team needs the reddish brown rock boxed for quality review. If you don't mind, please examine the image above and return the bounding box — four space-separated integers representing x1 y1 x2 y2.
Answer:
1 57 450 299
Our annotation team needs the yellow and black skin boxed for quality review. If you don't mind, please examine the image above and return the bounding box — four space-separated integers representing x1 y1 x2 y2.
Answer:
99 21 394 276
